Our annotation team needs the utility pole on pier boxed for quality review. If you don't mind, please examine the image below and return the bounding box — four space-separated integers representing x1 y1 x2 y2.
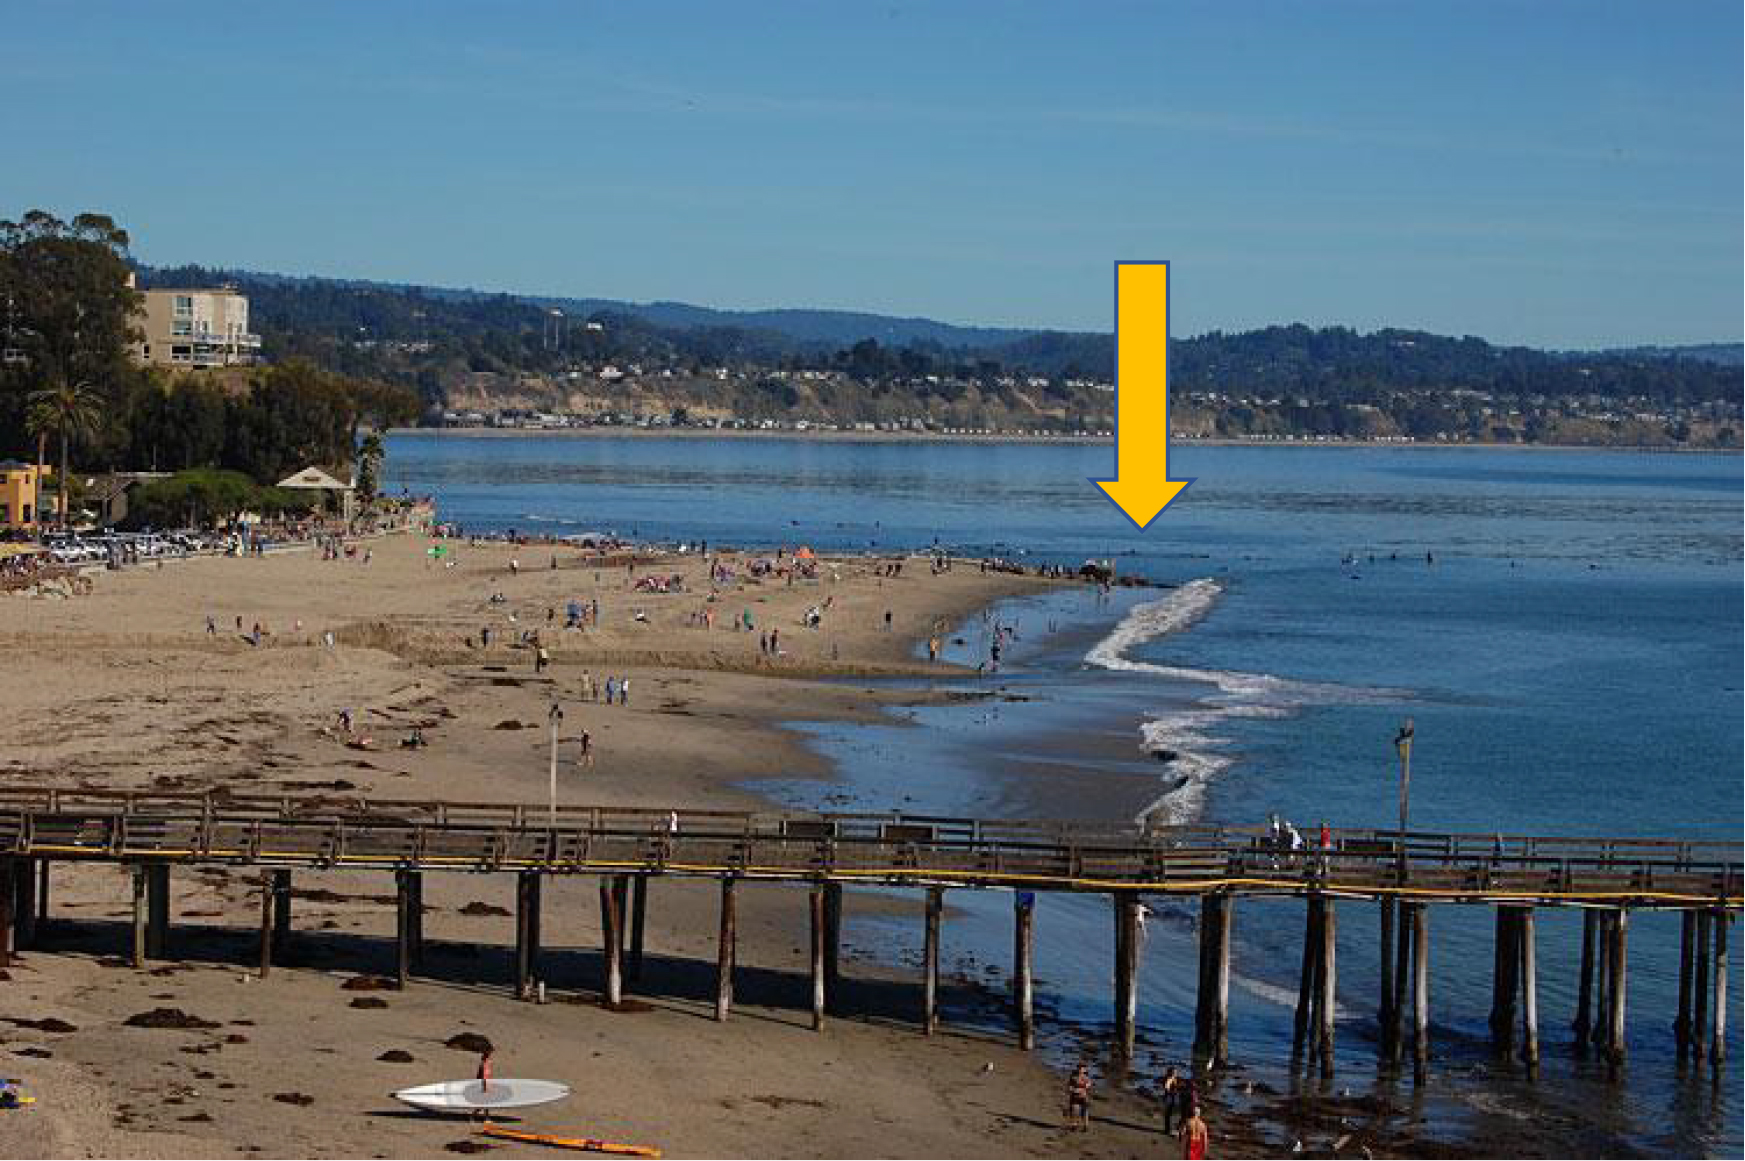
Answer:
1394 719 1415 873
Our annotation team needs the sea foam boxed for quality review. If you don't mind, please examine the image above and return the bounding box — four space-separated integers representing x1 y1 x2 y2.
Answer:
1084 577 1402 827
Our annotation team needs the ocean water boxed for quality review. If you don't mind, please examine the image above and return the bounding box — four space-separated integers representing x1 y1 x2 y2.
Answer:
387 433 1743 1155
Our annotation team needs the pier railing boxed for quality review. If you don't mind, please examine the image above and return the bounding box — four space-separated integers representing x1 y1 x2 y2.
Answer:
0 787 1736 905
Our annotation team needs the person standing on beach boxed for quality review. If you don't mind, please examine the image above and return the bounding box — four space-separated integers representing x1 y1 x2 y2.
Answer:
619 677 630 706
578 728 593 767
1159 1067 1182 1133
1180 1103 1209 1159
1065 1062 1092 1131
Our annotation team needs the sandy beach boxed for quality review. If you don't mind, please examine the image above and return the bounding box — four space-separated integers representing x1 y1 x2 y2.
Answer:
0 533 1210 1159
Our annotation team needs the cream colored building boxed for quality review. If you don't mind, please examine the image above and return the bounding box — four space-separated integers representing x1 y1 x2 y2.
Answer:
134 287 261 369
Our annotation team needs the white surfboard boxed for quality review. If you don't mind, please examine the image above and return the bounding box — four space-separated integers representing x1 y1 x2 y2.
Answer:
392 1079 571 1112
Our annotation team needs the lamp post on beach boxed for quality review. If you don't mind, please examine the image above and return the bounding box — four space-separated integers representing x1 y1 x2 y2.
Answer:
547 701 563 829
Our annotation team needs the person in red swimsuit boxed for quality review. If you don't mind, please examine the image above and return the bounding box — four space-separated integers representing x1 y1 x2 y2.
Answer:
1181 1104 1209 1159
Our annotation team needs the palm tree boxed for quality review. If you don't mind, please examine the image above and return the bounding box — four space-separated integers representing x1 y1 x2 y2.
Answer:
27 379 103 529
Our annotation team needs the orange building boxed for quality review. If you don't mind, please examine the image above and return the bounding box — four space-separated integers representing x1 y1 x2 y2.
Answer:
0 460 49 531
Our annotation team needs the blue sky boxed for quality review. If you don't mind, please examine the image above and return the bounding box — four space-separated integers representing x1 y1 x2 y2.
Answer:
2 1 1739 347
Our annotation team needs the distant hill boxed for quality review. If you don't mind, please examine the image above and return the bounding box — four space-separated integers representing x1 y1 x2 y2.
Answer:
525 297 1036 350
132 264 1741 448
1594 343 1743 368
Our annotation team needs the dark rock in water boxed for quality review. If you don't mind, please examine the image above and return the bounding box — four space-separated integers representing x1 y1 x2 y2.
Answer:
4 1016 77 1033
1151 749 1180 764
350 996 390 1009
123 1008 220 1030
459 901 512 917
377 1049 415 1063
342 974 400 991
445 1032 495 1054
272 1092 315 1107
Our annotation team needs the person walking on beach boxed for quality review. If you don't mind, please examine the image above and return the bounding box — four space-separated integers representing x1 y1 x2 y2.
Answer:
619 677 630 706
1180 1102 1209 1159
1159 1067 1182 1133
534 645 549 674
1065 1062 1093 1131
578 728 593 767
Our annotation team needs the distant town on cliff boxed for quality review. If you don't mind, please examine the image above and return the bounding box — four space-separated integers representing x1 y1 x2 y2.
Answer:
137 262 1742 448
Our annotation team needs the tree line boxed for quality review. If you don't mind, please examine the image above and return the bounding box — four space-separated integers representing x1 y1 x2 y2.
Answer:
1 211 418 514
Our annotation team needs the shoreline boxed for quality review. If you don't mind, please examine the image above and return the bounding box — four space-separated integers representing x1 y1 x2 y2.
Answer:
389 425 1743 454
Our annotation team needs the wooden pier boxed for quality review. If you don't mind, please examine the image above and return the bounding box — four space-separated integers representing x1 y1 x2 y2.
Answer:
0 786 1738 1079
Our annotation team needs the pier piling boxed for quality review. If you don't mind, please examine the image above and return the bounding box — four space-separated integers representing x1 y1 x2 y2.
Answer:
1712 910 1728 1067
1520 907 1539 1070
257 873 274 977
1318 896 1338 1075
1593 913 1613 1056
600 877 623 1008
629 875 647 983
0 859 15 967
1391 895 1413 1067
397 870 424 986
36 859 48 931
823 882 843 1012
1113 893 1141 1058
1676 910 1695 1058
1692 910 1711 1063
1607 910 1629 1066
1379 897 1397 1061
514 870 542 999
1294 895 1323 1061
922 886 942 1035
270 869 292 960
1490 907 1520 1056
14 858 37 949
129 865 146 968
809 884 826 1031
1575 909 1596 1052
714 877 736 1023
144 863 169 960
1411 902 1430 1082
1214 893 1233 1066
1013 891 1035 1051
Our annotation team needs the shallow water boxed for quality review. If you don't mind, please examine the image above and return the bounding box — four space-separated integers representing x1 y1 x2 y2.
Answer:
388 434 1743 1155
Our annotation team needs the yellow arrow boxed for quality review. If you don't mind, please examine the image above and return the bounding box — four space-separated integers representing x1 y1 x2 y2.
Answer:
1090 261 1194 529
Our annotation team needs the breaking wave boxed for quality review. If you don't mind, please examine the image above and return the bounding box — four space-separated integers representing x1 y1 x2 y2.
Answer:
1085 578 1403 827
